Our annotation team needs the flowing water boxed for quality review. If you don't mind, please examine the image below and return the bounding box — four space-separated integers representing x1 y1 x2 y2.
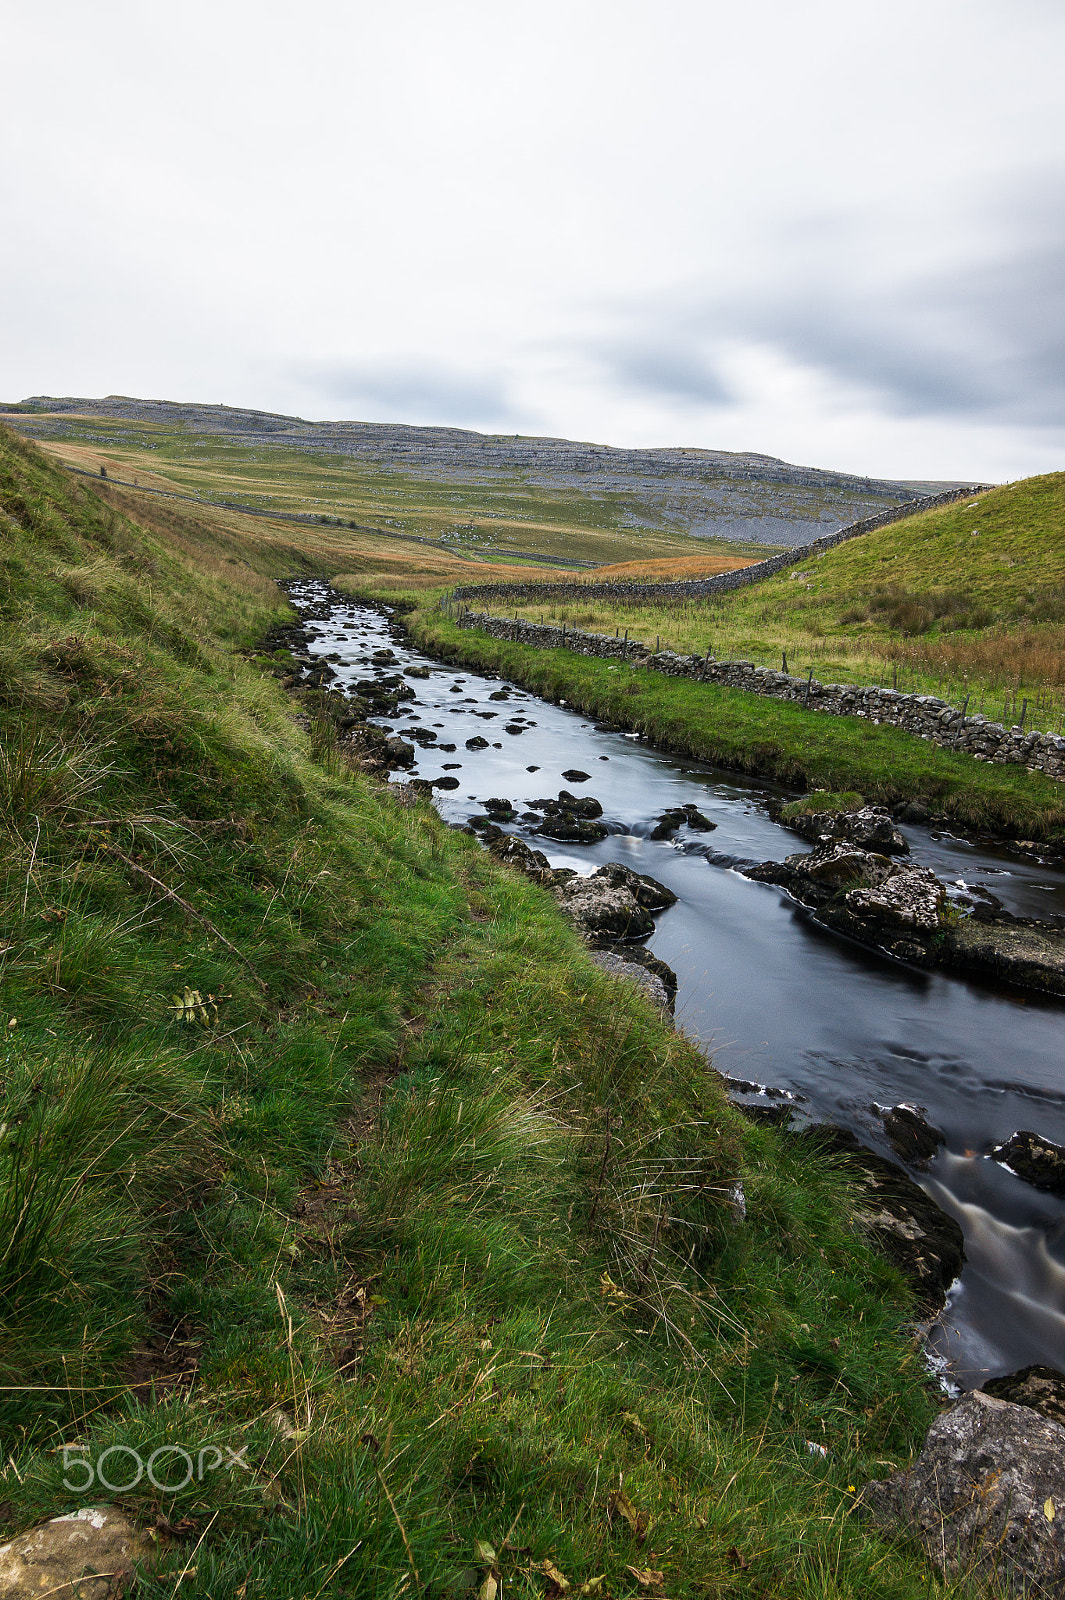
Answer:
292 581 1065 1388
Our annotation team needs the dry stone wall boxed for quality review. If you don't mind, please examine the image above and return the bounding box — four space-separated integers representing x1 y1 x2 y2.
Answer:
447 485 989 609
446 611 1065 783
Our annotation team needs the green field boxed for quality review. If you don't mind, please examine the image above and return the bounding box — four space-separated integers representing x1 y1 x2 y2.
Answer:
0 423 976 1598
489 476 1065 734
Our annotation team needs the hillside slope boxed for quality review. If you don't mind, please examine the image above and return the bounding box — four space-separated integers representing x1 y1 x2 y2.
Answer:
4 393 971 555
0 425 945 1599
497 473 1065 731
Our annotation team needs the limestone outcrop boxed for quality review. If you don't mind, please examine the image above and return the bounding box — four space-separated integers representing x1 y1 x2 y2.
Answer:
862 1392 1065 1595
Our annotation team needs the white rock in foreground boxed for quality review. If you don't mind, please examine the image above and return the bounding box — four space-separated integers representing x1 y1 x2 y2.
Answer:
0 1505 157 1600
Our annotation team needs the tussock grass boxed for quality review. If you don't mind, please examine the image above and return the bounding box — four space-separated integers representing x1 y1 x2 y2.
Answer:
0 424 960 1597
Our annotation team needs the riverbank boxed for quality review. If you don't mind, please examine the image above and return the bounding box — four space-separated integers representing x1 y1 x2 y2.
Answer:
0 426 961 1598
386 601 1065 843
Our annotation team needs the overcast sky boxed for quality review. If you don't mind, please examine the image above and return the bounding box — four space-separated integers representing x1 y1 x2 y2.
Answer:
3 0 1063 482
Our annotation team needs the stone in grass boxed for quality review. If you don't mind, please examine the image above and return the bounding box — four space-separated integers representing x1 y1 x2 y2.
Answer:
991 1130 1065 1195
862 1391 1065 1596
0 1505 158 1600
561 768 591 782
588 950 670 1012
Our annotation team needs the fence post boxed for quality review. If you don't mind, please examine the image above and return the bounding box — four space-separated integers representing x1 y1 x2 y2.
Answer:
952 695 971 747
804 668 813 708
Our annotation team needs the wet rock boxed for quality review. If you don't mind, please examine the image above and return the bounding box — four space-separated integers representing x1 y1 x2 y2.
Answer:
487 834 551 874
488 688 511 700
800 1126 964 1311
896 799 931 825
845 862 945 932
983 1366 1065 1428
537 816 610 844
588 950 670 1011
875 1103 945 1165
556 790 604 819
404 727 439 746
785 804 909 855
465 736 490 750
800 841 895 888
371 649 396 663
555 878 655 940
561 768 591 782
862 1391 1065 1595
991 1131 1065 1195
589 861 677 911
941 919 1065 999
383 736 416 768
0 1505 158 1599
585 934 674 998
483 797 518 820
504 724 525 734
412 774 460 792
439 743 457 752
403 664 430 678
650 804 717 840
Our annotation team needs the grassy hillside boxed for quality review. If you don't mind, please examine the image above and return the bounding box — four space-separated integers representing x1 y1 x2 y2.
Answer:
0 424 968 1598
3 410 773 569
496 476 1065 734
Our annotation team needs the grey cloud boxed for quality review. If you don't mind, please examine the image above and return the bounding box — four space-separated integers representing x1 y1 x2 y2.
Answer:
592 196 1065 428
591 340 733 406
286 359 518 426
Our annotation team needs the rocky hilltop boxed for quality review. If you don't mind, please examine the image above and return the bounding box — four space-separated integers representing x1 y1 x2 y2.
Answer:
10 394 968 546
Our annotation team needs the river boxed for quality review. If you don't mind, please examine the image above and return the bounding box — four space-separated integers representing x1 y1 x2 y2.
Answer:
291 580 1065 1390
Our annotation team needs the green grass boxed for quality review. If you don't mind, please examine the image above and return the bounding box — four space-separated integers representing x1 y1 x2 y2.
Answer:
388 607 1065 843
493 475 1065 733
0 423 987 1598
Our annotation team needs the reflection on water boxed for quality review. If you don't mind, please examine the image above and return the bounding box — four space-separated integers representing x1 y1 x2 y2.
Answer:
293 583 1065 1386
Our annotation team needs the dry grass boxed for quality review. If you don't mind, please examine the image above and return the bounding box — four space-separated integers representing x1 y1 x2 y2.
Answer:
592 551 759 579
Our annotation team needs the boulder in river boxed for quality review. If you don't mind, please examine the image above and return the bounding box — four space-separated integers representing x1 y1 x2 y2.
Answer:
862 1391 1065 1595
537 816 610 844
875 1103 945 1165
649 804 716 840
483 797 518 820
561 768 591 782
983 1365 1065 1428
589 861 677 911
383 736 416 769
465 736 490 750
991 1130 1065 1195
784 803 909 855
555 877 655 941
